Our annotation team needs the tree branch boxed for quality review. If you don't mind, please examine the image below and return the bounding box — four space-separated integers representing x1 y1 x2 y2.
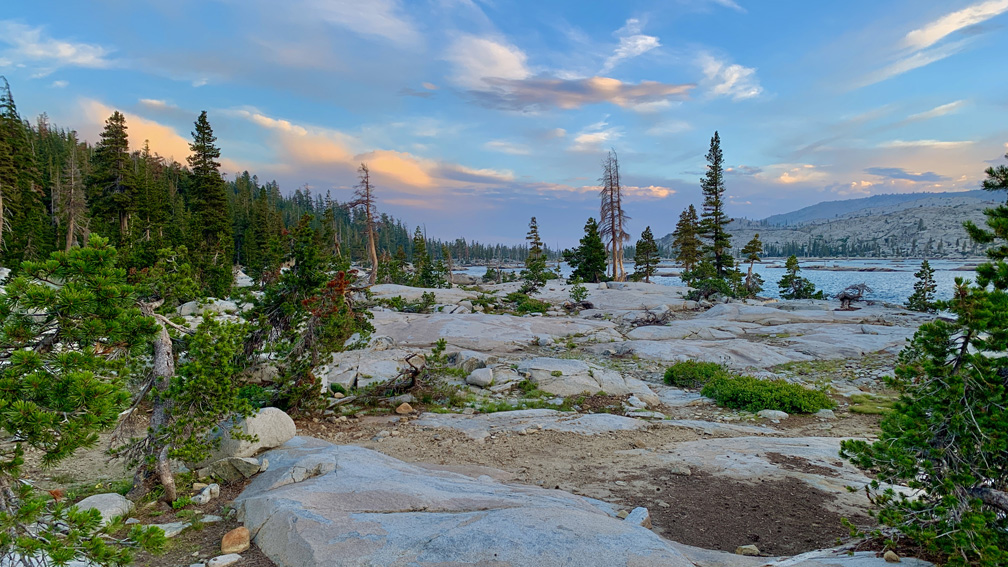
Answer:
970 486 1008 512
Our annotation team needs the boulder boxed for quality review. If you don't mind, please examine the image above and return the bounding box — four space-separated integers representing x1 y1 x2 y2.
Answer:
221 526 251 554
466 367 494 388
208 554 243 567
178 298 238 317
757 409 790 421
235 437 694 567
200 457 262 482
75 493 133 526
203 407 296 464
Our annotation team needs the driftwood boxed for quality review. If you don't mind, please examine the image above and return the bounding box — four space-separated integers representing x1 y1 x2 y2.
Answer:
356 353 427 403
836 283 873 310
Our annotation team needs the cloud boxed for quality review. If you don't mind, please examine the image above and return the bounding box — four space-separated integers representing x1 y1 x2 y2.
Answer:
445 35 530 90
437 164 515 183
398 87 435 98
904 0 1008 50
471 76 692 111
601 19 661 73
80 99 191 161
484 140 531 155
0 20 114 76
355 149 435 189
139 98 177 111
623 185 674 199
698 52 762 100
865 167 946 182
646 120 691 136
771 164 827 185
50 80 68 88
307 0 421 46
855 39 971 88
710 0 746 12
906 100 966 121
725 165 762 176
879 139 973 149
570 118 622 152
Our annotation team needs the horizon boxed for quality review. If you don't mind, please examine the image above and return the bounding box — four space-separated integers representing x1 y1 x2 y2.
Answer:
3 1 1008 247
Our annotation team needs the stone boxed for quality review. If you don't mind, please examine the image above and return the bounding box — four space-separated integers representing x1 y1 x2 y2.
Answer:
625 507 652 529
245 363 279 385
884 550 901 563
208 553 243 567
221 526 251 554
202 407 296 465
516 357 659 404
815 408 837 420
235 437 694 567
735 544 760 556
757 409 789 421
155 521 189 538
201 457 262 482
395 402 413 415
466 367 494 388
367 335 395 350
75 493 133 526
192 484 218 505
178 298 238 317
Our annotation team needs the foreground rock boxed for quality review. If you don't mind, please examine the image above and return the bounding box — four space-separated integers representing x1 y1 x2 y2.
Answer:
75 493 133 526
236 437 695 567
203 407 296 463
516 357 659 405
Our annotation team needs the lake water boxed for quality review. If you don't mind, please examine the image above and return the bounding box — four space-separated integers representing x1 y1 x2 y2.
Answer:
461 258 982 305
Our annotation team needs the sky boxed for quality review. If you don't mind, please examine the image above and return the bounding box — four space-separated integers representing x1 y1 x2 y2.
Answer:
3 0 1008 246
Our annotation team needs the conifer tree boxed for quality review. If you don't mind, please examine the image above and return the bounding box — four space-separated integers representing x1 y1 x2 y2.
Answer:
0 77 44 265
672 205 702 275
741 233 764 297
843 156 1008 566
777 255 822 300
564 217 609 283
187 111 233 296
632 226 660 283
905 259 937 313
56 133 88 252
699 132 734 278
521 216 549 293
350 163 379 285
89 110 135 243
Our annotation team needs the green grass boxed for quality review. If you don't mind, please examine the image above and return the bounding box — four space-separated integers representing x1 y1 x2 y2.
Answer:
663 360 729 388
701 375 835 413
849 393 897 414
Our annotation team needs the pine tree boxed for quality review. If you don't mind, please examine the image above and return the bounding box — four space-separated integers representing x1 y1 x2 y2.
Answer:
699 132 734 278
0 236 164 564
55 133 87 251
741 233 764 297
599 149 630 281
88 110 135 243
672 205 702 275
778 255 822 300
632 226 660 283
349 163 379 285
0 77 45 265
842 155 1008 565
187 111 233 296
564 217 609 283
521 216 549 294
905 259 937 313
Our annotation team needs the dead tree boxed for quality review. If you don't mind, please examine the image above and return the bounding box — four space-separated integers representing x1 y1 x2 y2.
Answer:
599 149 630 281
348 163 379 285
836 283 873 310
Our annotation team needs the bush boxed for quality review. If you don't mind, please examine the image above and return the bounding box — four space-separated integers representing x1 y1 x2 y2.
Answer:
663 360 729 388
504 291 550 314
701 375 834 413
686 277 734 301
569 277 588 303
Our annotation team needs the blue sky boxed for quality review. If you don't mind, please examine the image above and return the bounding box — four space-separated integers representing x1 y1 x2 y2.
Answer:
3 0 1008 245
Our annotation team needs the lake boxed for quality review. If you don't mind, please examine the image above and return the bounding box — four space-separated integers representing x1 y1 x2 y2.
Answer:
462 258 982 305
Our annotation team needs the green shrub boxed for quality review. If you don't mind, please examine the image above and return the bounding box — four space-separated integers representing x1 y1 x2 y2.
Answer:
505 291 550 314
701 375 834 413
663 360 729 388
238 384 272 409
686 277 735 301
569 277 589 303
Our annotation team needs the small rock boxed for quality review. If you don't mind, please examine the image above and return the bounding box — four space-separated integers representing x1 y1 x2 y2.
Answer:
395 402 413 415
208 554 243 567
155 521 189 538
884 550 901 563
75 493 133 526
461 407 475 415
756 409 789 421
221 526 251 554
192 482 209 491
616 510 629 519
815 409 837 420
125 518 140 525
259 458 269 472
735 544 760 556
466 367 494 388
625 507 652 529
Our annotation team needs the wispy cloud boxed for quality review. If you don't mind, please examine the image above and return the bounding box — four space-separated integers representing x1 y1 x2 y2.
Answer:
697 52 761 100
906 100 966 121
0 20 114 76
445 35 530 90
570 118 622 152
710 0 746 12
904 0 1008 50
471 76 692 112
856 39 971 88
484 140 531 155
880 139 973 149
50 79 68 88
306 0 421 47
865 166 945 182
601 19 661 73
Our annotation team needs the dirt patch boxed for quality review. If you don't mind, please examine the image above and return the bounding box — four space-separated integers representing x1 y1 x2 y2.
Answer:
765 452 842 478
611 470 870 556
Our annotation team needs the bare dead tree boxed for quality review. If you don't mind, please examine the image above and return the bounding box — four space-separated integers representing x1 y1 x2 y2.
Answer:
57 136 88 251
348 163 379 285
599 149 630 281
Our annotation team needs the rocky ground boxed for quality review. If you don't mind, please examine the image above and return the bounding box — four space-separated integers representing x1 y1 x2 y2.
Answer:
26 279 937 567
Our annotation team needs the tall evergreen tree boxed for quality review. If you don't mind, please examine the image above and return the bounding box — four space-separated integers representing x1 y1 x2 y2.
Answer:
741 233 764 297
0 77 45 265
699 132 734 278
88 111 135 243
672 205 702 274
564 217 609 283
632 226 660 283
521 216 549 293
905 259 937 313
187 111 233 296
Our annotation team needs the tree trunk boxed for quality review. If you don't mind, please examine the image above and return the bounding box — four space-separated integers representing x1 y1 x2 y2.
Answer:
366 221 378 285
65 216 75 252
971 486 1008 513
128 303 177 503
